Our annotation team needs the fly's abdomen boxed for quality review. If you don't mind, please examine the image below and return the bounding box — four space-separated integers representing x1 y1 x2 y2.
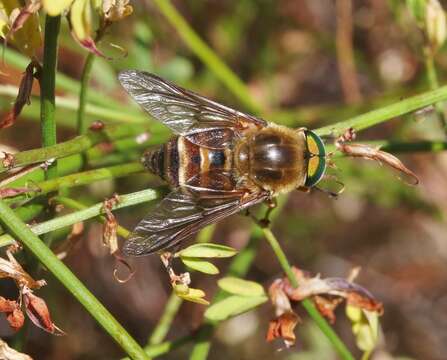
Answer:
142 137 179 186
142 136 233 188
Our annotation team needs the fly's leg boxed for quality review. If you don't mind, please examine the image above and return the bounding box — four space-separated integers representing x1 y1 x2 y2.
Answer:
160 247 191 286
261 197 277 228
249 197 277 228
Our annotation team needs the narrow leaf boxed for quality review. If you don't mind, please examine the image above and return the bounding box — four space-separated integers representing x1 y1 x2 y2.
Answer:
218 277 265 297
204 295 267 321
179 243 237 258
181 257 219 275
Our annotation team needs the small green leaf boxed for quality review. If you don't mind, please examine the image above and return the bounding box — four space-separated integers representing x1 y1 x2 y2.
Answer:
204 295 267 321
217 277 265 297
181 257 219 275
173 284 210 305
178 243 237 258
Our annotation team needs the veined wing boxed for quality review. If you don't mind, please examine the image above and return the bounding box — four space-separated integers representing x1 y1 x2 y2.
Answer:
118 70 267 148
122 185 267 256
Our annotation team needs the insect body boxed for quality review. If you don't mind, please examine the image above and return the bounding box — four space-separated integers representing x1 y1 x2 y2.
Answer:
118 71 326 256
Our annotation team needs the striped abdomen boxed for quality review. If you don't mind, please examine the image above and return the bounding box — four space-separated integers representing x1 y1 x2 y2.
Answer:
142 136 233 188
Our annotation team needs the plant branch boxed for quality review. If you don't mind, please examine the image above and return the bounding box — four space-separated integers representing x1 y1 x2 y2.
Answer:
315 85 447 136
424 49 446 129
4 163 146 205
40 15 61 179
148 293 183 346
0 124 153 173
150 0 261 114
0 199 150 360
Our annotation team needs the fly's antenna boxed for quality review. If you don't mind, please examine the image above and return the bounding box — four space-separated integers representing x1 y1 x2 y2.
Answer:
315 174 345 198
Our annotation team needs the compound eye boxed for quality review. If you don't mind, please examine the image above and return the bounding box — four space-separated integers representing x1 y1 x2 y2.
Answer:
304 130 326 187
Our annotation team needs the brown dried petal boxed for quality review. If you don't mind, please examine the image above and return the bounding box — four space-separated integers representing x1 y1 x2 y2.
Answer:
7 308 25 331
268 279 292 316
9 0 41 34
266 311 300 347
282 268 383 316
102 194 120 253
0 253 45 290
0 187 31 199
23 291 64 335
313 295 343 324
1 61 40 130
347 292 384 315
1 153 15 169
103 0 133 22
336 142 419 185
0 297 24 332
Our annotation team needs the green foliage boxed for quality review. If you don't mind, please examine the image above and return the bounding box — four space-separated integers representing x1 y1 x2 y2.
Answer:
217 277 265 297
204 295 268 322
178 243 238 258
181 257 220 275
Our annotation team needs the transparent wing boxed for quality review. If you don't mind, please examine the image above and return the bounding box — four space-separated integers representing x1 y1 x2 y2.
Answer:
118 70 266 148
122 185 267 256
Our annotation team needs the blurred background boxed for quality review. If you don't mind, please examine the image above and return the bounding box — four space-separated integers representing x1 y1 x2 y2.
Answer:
1 0 447 359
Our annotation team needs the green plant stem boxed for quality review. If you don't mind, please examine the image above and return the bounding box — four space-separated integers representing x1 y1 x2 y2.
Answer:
424 51 446 129
261 227 355 360
0 199 150 360
40 15 61 179
148 293 183 345
150 0 261 114
0 123 153 173
315 84 447 136
0 189 160 247
4 163 146 205
77 53 96 134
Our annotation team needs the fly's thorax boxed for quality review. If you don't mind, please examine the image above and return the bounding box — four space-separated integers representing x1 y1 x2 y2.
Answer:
234 124 308 194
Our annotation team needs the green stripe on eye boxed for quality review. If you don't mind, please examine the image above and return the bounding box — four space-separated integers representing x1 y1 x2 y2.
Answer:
304 130 326 187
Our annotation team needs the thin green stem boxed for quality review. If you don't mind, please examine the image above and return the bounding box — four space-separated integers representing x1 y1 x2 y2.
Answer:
0 199 150 360
315 84 447 136
0 123 152 173
40 15 61 179
77 53 95 134
261 227 355 360
150 0 261 114
424 50 447 129
4 163 146 205
0 189 159 247
148 294 183 345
